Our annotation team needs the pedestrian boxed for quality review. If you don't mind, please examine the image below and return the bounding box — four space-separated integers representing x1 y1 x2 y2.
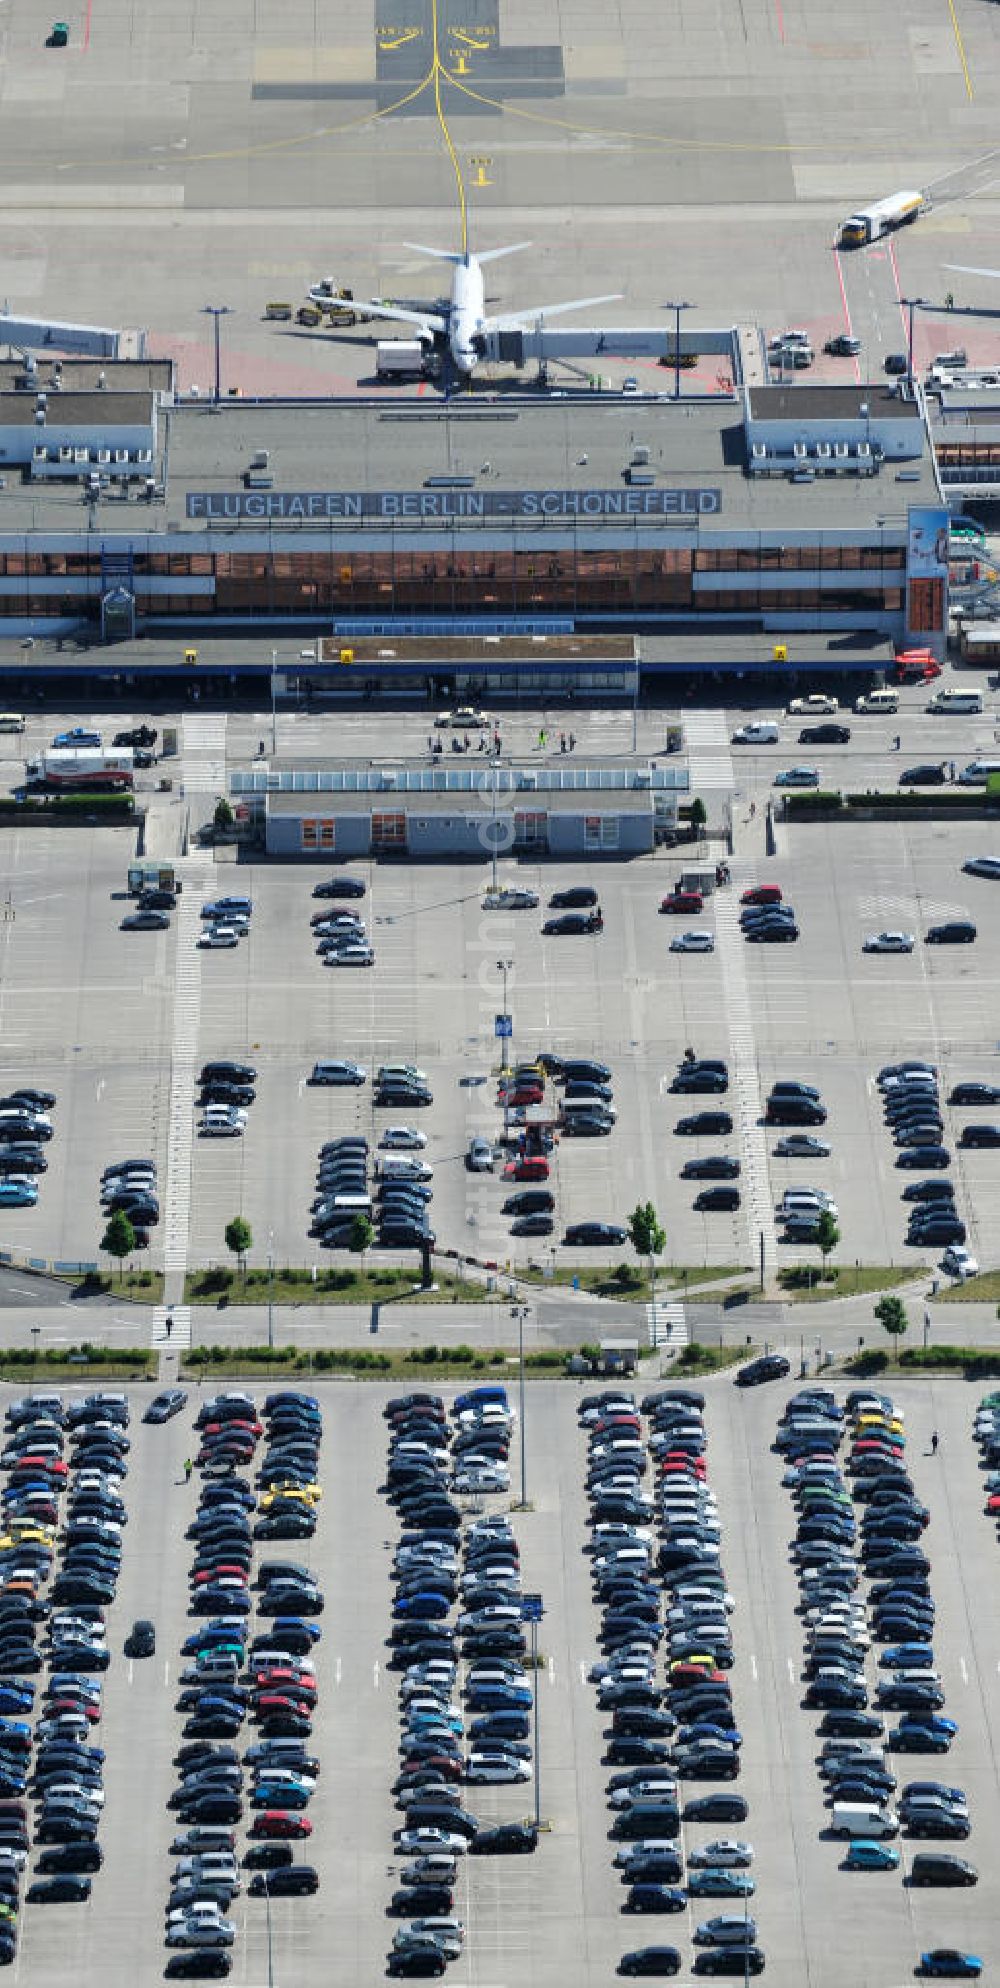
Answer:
427 734 434 753
540 728 547 750
165 1312 173 1340
569 731 576 752
184 1458 193 1482
749 800 756 820
950 760 956 781
930 1430 939 1455
560 732 567 753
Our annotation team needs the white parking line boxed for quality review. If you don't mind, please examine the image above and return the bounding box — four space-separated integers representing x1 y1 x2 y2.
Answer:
373 1659 380 1690
787 1656 795 1684
547 1656 555 1685
579 1659 587 1686
335 1656 342 1686
960 1655 969 1683
750 1653 758 1681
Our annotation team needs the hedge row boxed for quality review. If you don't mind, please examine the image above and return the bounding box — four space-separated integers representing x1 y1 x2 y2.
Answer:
846 1343 1000 1379
785 789 1000 818
0 793 134 818
0 1344 149 1370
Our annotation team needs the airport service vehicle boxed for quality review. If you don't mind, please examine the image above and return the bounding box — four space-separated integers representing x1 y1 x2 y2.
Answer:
839 191 923 248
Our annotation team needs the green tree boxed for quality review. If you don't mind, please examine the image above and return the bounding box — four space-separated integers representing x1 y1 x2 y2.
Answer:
101 1209 136 1284
213 796 234 832
689 796 707 830
348 1215 375 1255
628 1201 667 1310
874 1294 908 1350
224 1216 253 1279
815 1208 840 1279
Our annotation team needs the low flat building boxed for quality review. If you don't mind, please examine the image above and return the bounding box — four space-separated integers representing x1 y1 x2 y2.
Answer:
0 366 948 675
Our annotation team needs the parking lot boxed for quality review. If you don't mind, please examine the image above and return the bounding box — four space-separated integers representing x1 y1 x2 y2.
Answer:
5 1373 999 1988
1 793 1000 1276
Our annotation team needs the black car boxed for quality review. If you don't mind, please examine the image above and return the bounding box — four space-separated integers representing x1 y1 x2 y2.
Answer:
682 1793 748 1823
387 1955 446 1980
248 1865 318 1896
675 1112 733 1136
5 1087 56 1110
693 1186 740 1212
312 876 366 899
199 1062 256 1086
503 1189 555 1215
899 764 947 786
949 1083 1000 1106
959 1124 1000 1148
735 1353 791 1388
826 334 862 356
137 888 176 910
681 1157 740 1180
926 922 976 944
510 1214 554 1237
114 726 157 748
165 1957 232 1980
694 1950 764 1977
897 1147 950 1169
746 921 799 942
901 1180 955 1203
0 1146 47 1173
542 911 603 935
564 1223 627 1246
549 887 598 908
619 1947 681 1977
799 723 851 744
125 1619 155 1658
766 1098 826 1124
121 910 170 931
470 1821 537 1854
670 1069 728 1095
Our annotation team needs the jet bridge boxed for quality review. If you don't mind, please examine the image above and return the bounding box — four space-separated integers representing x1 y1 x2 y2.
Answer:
483 323 737 372
0 314 147 360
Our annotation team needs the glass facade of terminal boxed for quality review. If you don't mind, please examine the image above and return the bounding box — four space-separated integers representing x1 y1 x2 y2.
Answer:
0 538 907 621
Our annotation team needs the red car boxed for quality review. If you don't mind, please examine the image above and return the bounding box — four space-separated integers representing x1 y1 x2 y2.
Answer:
504 1156 550 1181
987 1494 1000 1515
740 884 782 906
201 1419 262 1439
254 1672 317 1702
660 891 704 914
248 1811 313 1840
256 1694 313 1725
500 1088 544 1109
669 1662 728 1686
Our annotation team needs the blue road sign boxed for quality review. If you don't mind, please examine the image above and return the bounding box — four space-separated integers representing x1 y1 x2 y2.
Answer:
495 1014 512 1038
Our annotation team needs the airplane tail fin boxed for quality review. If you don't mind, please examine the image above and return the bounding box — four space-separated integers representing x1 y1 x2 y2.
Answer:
403 242 466 266
402 240 532 266
476 242 532 264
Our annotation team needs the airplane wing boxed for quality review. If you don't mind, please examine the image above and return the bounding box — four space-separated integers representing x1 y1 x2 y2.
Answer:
487 292 623 330
353 298 448 336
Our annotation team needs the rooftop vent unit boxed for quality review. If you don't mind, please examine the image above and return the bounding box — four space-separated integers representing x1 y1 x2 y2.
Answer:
250 449 269 470
631 444 650 466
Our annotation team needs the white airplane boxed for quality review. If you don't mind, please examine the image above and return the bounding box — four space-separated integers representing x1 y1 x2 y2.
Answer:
311 243 621 376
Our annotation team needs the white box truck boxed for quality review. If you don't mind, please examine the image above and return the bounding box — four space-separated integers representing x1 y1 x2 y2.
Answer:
376 339 429 380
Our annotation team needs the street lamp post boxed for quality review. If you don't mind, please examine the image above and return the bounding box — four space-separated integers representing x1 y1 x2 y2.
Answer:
511 1301 530 1507
497 957 513 1141
202 304 232 405
270 647 278 756
901 296 929 394
491 762 500 894
30 1325 39 1394
665 299 693 401
267 1229 275 1351
521 1592 544 1830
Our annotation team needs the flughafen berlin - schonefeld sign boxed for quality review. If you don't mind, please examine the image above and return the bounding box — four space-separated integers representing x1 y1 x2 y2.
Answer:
186 488 722 522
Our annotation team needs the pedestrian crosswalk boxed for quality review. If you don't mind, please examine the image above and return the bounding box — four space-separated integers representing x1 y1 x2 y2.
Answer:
683 708 735 792
182 714 228 797
151 1304 192 1350
647 1299 688 1349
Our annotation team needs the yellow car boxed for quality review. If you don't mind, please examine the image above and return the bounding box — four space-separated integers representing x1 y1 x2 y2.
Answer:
0 1524 54 1546
856 1414 904 1437
260 1483 321 1509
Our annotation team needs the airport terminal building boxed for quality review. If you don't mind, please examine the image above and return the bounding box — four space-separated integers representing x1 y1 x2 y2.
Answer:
0 358 950 682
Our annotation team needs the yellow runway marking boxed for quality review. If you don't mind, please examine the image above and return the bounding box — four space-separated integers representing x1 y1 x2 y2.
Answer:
378 27 423 49
944 0 974 101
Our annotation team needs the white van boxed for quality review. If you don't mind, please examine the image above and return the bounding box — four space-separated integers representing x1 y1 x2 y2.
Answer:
831 1801 898 1838
926 687 983 714
854 688 898 714
732 721 780 745
327 1193 373 1217
780 1190 838 1218
0 714 24 734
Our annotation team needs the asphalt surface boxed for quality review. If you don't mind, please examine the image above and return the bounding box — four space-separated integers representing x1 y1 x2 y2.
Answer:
6 1373 1000 1988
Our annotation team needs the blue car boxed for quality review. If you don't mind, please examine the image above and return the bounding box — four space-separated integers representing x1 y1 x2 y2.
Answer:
0 1687 34 1717
879 1644 936 1669
250 1781 311 1809
891 1716 956 1754
919 1953 982 1979
392 1593 451 1620
0 1181 37 1208
465 1685 532 1712
679 1726 742 1749
843 1839 901 1871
